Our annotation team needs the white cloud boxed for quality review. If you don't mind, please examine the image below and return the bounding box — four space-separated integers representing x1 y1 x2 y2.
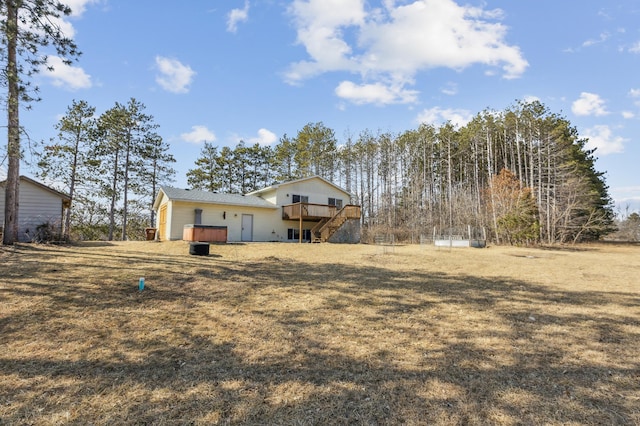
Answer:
21 1 97 41
440 82 458 96
522 95 541 104
335 80 418 105
41 55 92 90
582 32 610 48
622 111 635 119
286 0 527 105
64 0 100 17
610 186 640 209
583 125 626 155
227 1 250 33
629 41 640 54
629 89 640 108
181 125 216 144
416 106 473 128
571 92 609 116
248 128 278 146
155 56 196 94
36 0 100 39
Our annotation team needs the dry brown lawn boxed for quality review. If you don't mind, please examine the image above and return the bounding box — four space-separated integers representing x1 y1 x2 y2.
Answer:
0 241 639 425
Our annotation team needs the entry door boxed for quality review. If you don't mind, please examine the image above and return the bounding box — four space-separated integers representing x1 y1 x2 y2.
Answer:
158 205 167 240
241 214 253 242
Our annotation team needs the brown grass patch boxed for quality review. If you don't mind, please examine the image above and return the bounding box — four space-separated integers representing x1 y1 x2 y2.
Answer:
1 241 639 425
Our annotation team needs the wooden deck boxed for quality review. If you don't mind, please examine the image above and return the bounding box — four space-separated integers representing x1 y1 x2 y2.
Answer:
282 203 360 221
282 203 362 243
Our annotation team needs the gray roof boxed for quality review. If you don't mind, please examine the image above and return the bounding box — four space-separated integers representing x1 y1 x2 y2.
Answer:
246 175 352 197
0 176 71 201
159 186 277 209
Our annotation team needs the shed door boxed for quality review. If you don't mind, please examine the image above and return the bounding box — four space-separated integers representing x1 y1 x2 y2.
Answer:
241 214 253 242
158 205 167 240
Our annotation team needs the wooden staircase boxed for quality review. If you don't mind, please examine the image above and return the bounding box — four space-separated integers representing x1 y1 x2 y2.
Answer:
311 205 359 243
311 218 329 243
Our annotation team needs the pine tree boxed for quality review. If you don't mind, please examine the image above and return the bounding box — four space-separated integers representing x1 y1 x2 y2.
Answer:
1 0 79 244
37 100 97 240
139 133 176 226
273 134 297 182
93 98 159 240
187 142 222 191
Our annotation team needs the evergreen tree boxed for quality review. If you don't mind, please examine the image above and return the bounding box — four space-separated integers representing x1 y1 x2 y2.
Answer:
139 132 176 226
37 100 97 240
1 0 79 244
187 142 221 191
94 104 126 241
217 146 235 193
93 98 159 240
273 134 297 182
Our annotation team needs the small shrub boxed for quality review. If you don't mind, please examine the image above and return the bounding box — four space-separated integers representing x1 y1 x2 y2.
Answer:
33 222 64 243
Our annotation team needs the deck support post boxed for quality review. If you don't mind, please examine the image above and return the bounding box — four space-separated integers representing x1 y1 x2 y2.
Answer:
299 203 303 243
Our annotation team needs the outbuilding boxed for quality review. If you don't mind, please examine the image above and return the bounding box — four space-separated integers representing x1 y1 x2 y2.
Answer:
0 176 71 242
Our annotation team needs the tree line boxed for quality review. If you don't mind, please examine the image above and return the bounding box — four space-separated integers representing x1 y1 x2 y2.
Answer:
8 95 617 244
188 102 615 244
37 99 176 241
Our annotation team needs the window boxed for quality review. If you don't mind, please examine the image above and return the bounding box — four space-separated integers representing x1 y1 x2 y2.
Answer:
292 194 309 203
288 228 311 241
328 198 343 209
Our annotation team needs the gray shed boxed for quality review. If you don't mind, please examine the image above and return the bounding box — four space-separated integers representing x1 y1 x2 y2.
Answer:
0 176 71 242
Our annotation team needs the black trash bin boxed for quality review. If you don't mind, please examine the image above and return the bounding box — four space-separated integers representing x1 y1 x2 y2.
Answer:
189 242 210 256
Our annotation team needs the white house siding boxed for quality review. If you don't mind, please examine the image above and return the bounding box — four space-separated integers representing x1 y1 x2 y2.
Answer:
0 178 65 242
272 177 352 207
166 201 280 242
258 190 278 205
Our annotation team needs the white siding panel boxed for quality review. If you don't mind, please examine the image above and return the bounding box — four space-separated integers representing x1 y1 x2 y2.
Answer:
19 181 64 241
0 179 64 242
275 177 351 206
168 201 281 242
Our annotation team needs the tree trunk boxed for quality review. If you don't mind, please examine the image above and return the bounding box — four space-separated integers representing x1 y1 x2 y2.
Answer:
3 0 20 245
108 150 119 241
121 134 131 241
64 126 82 241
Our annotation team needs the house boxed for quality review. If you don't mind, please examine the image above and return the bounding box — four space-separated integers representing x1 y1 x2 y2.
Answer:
0 176 71 242
152 176 361 243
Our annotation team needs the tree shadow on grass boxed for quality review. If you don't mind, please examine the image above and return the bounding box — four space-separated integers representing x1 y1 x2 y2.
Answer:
0 245 639 424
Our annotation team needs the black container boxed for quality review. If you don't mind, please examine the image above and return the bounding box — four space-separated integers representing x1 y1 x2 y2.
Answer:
189 242 210 256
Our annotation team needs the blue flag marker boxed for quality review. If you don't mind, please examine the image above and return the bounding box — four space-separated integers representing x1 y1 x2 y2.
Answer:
139 277 145 291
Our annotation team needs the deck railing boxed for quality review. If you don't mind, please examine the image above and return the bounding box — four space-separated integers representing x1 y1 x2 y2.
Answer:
282 203 361 221
282 203 337 220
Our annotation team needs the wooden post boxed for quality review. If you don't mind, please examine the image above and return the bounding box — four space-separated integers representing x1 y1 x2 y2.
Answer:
299 203 303 243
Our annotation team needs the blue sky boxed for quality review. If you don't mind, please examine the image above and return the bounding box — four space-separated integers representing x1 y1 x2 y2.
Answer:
4 0 640 213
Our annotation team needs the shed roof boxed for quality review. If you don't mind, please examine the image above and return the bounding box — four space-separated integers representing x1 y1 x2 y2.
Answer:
154 186 277 210
0 176 71 202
